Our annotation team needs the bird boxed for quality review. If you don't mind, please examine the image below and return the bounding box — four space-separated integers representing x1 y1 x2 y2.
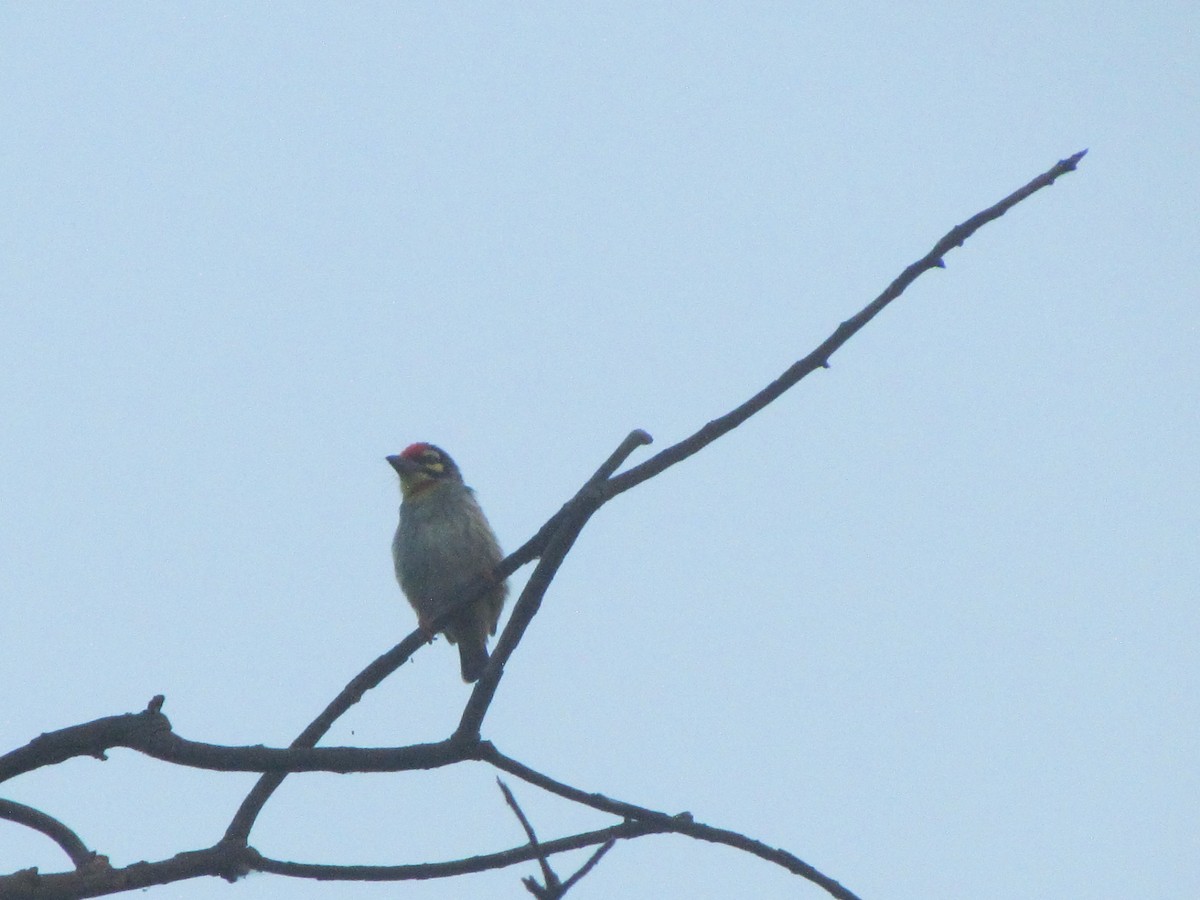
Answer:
387 443 507 682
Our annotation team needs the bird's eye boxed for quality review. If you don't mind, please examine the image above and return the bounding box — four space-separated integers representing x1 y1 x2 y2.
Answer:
421 451 441 463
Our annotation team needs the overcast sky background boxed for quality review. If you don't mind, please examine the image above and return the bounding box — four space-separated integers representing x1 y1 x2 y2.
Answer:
2 5 1197 899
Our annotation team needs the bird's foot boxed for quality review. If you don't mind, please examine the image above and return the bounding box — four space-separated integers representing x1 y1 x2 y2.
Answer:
416 613 437 641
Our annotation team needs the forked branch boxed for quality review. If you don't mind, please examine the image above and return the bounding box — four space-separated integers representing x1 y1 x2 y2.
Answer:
0 151 1086 900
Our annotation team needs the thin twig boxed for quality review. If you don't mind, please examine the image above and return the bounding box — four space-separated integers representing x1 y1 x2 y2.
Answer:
222 629 430 842
604 150 1087 499
497 779 560 897
559 838 617 893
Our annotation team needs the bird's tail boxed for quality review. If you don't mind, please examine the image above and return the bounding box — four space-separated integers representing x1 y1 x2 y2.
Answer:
458 639 489 683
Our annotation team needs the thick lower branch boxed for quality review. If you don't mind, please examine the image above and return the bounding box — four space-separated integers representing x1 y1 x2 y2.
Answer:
0 843 246 900
1 702 475 780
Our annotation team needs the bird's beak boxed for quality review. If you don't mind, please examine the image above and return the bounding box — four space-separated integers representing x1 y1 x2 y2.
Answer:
386 454 418 476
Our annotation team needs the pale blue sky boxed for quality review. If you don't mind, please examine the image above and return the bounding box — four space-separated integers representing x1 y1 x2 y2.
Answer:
2 5 1197 899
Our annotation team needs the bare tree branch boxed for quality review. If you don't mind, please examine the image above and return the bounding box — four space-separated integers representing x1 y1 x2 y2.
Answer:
557 838 616 894
0 826 650 898
247 821 657 882
222 628 431 843
0 697 168 784
460 152 1088 741
0 843 248 900
0 699 476 780
455 428 654 739
603 150 1088 499
498 776 619 898
0 735 843 896
482 743 864 900
496 779 561 897
1 152 1087 900
0 801 94 869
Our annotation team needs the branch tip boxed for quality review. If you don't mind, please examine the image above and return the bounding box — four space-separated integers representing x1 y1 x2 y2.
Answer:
1063 148 1088 168
589 429 655 486
560 837 617 892
497 780 561 895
